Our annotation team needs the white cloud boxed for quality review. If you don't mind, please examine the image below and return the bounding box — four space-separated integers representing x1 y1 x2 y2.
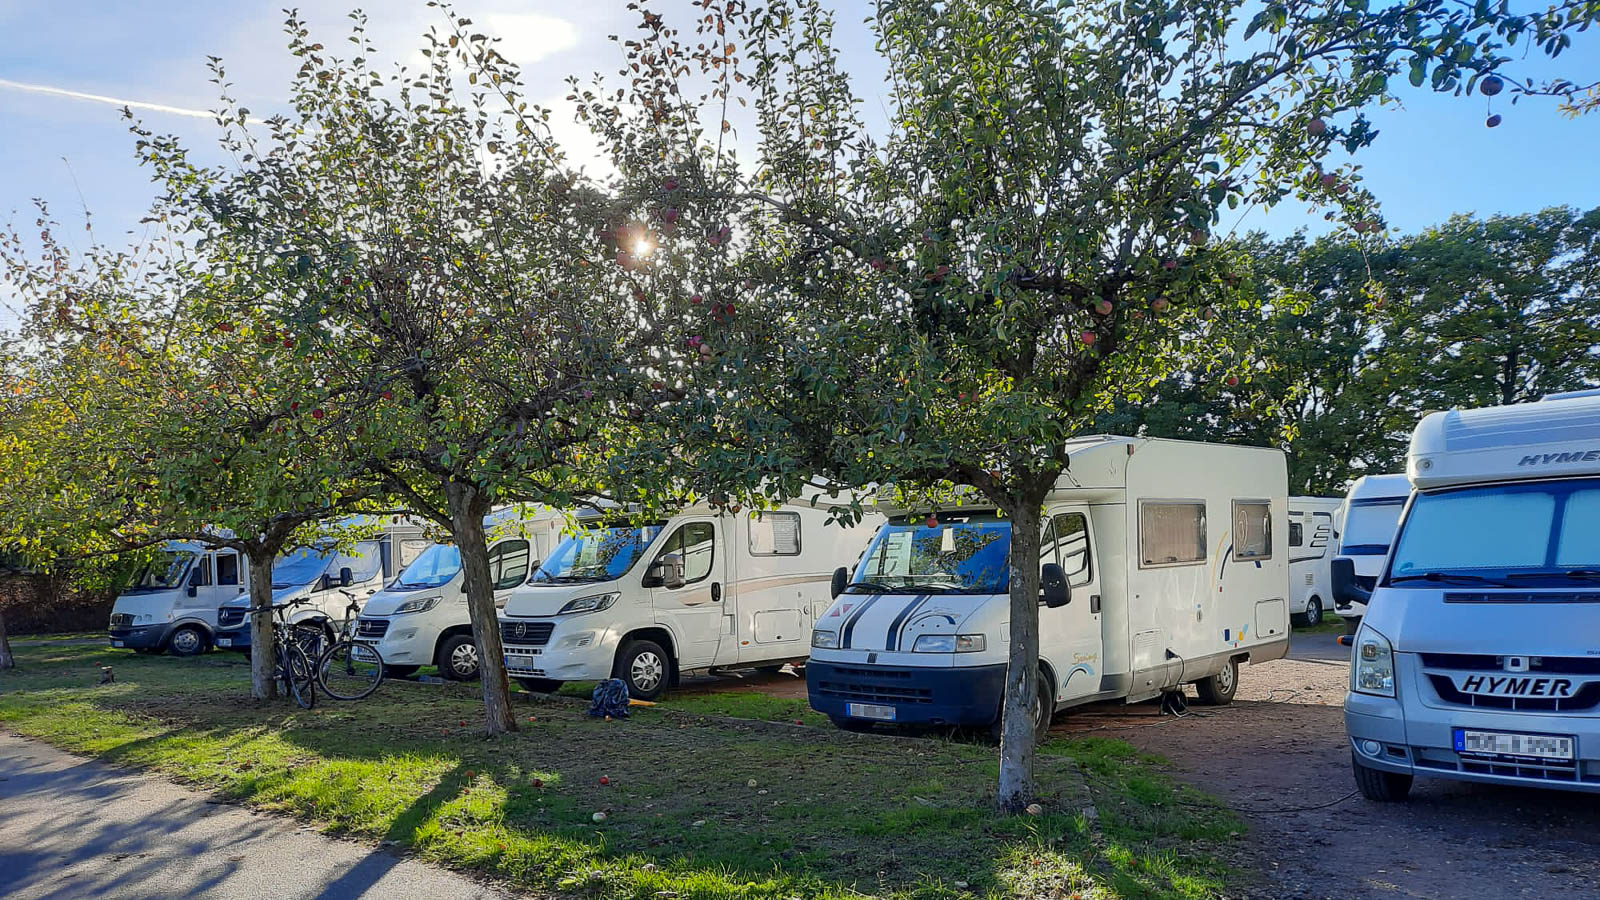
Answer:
481 13 579 66
0 77 216 120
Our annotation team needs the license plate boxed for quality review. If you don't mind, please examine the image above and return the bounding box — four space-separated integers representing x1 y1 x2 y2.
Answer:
847 702 896 721
110 640 124 648
1454 728 1574 762
216 638 232 648
351 645 377 662
504 655 533 673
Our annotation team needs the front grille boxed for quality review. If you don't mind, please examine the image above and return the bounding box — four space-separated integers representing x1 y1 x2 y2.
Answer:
109 613 134 627
1444 591 1600 604
500 620 554 646
813 666 934 705
1420 654 1600 712
1426 674 1600 712
355 618 390 640
1413 748 1598 785
1420 654 1600 675
217 608 246 628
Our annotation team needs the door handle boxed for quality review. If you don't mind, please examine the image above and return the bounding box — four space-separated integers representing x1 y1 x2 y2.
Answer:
711 582 722 602
1090 594 1101 614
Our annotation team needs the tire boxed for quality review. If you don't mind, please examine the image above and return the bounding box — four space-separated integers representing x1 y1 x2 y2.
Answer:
829 716 876 733
1352 753 1413 802
1194 658 1240 706
435 634 480 682
516 677 565 694
614 639 670 701
166 625 208 657
384 665 420 679
317 640 384 701
1304 597 1323 627
988 674 1055 743
281 643 317 710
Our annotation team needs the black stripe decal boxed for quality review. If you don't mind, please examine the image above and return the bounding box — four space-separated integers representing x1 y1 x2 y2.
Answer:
839 595 881 648
885 595 929 651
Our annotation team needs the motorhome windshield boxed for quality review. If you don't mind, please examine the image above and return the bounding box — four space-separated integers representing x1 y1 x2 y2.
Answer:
273 547 336 588
531 525 663 584
394 543 462 589
1342 500 1404 555
1389 478 1600 585
125 551 194 593
850 515 1011 594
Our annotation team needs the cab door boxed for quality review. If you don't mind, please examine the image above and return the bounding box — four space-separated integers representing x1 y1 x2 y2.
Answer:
1039 507 1103 706
179 552 245 621
487 539 533 607
646 519 728 668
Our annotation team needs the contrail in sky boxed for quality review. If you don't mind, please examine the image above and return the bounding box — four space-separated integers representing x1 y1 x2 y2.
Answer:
0 78 215 119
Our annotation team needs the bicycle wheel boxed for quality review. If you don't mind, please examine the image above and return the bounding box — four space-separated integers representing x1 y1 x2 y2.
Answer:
282 642 318 710
317 640 383 701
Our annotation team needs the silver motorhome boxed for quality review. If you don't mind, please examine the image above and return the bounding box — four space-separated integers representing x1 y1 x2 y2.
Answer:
1344 390 1600 800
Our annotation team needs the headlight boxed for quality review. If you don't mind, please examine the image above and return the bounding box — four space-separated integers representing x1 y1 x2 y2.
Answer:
1353 626 1396 697
136 614 155 624
912 634 987 653
811 630 838 649
557 592 619 615
393 596 441 615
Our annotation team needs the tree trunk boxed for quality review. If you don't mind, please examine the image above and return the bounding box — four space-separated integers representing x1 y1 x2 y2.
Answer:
996 500 1043 813
446 481 518 735
246 549 278 701
0 608 14 670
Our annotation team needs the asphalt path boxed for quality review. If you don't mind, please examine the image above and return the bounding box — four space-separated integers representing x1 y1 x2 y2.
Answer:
0 730 518 900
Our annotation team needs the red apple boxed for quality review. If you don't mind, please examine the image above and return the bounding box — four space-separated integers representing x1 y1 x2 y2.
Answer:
599 775 611 785
1080 331 1096 345
1480 75 1504 97
1151 297 1169 312
312 408 326 420
381 390 393 400
1162 259 1178 271
690 293 703 305
1225 375 1240 387
531 778 542 787
290 401 300 411
1320 174 1337 190
663 208 680 225
1307 117 1327 136
925 516 939 528
216 322 233 332
1486 114 1502 128
1096 300 1114 316
663 177 679 191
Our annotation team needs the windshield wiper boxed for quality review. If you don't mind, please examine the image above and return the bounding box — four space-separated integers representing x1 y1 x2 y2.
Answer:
1506 570 1600 583
1390 572 1511 587
536 575 604 584
844 581 903 593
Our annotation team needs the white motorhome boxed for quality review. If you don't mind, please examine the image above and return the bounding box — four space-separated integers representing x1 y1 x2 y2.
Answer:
107 542 249 656
498 494 881 699
806 437 1292 737
354 506 568 680
1330 474 1410 630
212 517 427 652
1345 390 1600 800
1288 496 1343 626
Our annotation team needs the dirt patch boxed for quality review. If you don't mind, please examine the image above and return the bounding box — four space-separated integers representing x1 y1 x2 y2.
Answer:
1050 635 1600 899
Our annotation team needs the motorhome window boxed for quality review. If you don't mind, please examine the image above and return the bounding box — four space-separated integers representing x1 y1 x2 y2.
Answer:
399 539 430 568
1389 479 1600 580
215 553 240 586
851 515 1010 593
489 540 532 590
1042 513 1093 587
1289 521 1304 547
1341 500 1404 555
193 556 214 586
127 551 194 593
1139 502 1207 567
1232 501 1272 561
654 522 716 584
396 543 462 589
533 525 663 584
748 511 802 556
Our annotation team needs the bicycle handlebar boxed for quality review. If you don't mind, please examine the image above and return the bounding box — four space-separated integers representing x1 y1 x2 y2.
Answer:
242 596 312 617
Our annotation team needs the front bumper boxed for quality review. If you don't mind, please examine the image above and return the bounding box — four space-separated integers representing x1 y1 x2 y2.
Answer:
364 618 434 666
501 619 614 682
1347 678 1600 794
212 625 251 651
108 623 172 650
807 660 1007 726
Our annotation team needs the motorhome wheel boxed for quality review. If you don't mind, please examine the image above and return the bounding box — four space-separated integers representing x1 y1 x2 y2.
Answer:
1352 754 1413 802
615 639 669 700
436 634 479 681
1303 597 1323 627
989 674 1054 743
1194 658 1239 705
166 625 207 657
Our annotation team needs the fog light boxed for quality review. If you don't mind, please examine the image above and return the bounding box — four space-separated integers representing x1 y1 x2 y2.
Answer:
1361 740 1382 756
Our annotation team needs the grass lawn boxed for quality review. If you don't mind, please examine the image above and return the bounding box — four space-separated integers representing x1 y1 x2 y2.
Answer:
1294 614 1348 635
0 641 1241 899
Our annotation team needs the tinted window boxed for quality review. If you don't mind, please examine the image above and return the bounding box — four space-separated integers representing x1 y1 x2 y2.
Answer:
489 540 532 590
1140 502 1207 567
1289 520 1304 547
216 553 240 586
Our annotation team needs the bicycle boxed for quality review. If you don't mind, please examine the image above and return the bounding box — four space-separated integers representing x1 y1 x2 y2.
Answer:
313 589 385 701
242 597 319 709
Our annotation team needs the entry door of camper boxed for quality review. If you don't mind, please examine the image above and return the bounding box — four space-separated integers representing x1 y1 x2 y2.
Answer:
1039 507 1103 705
647 517 731 669
178 551 246 617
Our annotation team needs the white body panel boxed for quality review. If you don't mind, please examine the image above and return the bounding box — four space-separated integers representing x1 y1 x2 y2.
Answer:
1331 474 1410 619
498 497 881 689
808 437 1292 726
1287 497 1342 620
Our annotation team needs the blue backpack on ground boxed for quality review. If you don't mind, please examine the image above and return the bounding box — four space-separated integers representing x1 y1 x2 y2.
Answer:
588 678 631 718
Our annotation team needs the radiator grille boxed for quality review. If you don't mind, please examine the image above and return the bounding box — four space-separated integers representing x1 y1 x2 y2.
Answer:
500 620 554 646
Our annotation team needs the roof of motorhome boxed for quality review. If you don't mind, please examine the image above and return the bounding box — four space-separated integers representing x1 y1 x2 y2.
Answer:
1409 393 1600 489
1344 473 1410 500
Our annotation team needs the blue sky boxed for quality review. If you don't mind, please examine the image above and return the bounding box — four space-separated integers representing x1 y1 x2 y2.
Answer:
3 1 1599 331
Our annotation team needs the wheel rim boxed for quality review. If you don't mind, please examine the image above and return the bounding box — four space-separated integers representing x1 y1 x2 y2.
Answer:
630 650 664 693
172 629 200 654
1307 600 1322 625
1217 662 1236 694
450 642 478 676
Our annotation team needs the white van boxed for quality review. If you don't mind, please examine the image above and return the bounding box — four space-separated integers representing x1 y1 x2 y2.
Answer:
354 506 567 680
1288 496 1342 626
1330 474 1410 630
212 518 427 652
1345 390 1600 800
498 494 881 699
107 542 248 656
806 436 1292 737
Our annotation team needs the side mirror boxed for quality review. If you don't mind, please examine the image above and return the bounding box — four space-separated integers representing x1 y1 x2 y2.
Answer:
186 584 198 598
1331 558 1371 608
662 567 686 590
1041 563 1070 608
339 567 354 587
830 566 849 600
187 568 203 587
